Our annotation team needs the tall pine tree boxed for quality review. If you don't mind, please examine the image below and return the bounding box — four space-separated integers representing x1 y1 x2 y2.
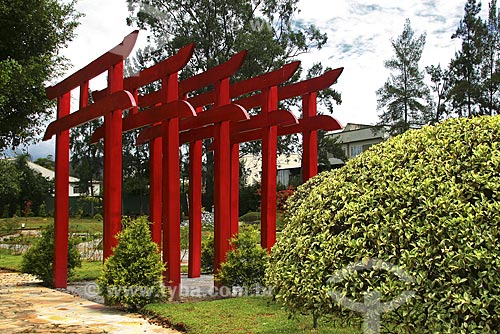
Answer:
376 19 433 135
480 0 500 115
448 0 487 117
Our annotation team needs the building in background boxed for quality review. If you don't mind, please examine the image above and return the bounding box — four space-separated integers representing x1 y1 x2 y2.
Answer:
328 123 388 163
27 161 101 197
240 123 389 187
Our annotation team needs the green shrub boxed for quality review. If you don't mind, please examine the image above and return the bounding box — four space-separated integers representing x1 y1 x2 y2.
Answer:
97 216 166 310
266 116 500 333
21 224 81 287
216 226 268 293
239 211 261 224
0 218 18 236
201 232 214 273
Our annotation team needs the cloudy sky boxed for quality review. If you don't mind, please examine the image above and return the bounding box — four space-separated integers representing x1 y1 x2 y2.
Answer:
26 0 471 158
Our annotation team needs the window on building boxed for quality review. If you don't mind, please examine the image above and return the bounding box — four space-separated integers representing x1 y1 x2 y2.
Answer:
350 145 363 157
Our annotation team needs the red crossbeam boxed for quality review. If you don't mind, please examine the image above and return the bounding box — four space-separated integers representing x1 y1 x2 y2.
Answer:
46 31 138 100
92 43 196 101
44 91 136 140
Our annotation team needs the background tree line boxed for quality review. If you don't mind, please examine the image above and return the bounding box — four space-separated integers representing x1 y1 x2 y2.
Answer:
0 155 53 217
377 0 500 135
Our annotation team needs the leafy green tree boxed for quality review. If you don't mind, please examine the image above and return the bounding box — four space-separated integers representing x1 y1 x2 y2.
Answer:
317 130 346 170
376 19 433 136
0 159 21 217
448 0 487 117
15 155 53 216
122 129 150 214
0 0 80 150
34 155 55 170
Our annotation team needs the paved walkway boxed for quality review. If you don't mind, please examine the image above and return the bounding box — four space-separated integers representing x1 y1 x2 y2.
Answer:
0 271 179 333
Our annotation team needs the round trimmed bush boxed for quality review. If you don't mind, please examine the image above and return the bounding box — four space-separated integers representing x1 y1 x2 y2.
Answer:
266 116 500 333
97 216 166 310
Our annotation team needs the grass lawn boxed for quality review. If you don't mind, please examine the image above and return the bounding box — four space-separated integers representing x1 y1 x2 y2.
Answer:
145 297 360 334
0 249 102 281
0 217 103 234
0 248 22 271
70 261 103 281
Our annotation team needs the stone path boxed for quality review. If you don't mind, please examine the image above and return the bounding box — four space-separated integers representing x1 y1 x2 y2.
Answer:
0 271 179 333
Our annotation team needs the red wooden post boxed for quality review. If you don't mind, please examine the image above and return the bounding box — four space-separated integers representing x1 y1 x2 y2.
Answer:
103 62 124 259
213 78 232 276
302 92 318 182
162 73 182 298
188 139 202 278
149 137 162 246
230 143 240 238
53 92 71 288
261 86 279 251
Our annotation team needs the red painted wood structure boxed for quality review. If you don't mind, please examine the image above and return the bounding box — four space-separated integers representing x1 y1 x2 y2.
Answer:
44 31 343 294
43 31 139 288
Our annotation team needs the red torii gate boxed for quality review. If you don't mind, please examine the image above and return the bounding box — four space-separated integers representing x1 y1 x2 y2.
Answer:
44 31 344 293
136 66 344 278
43 31 139 288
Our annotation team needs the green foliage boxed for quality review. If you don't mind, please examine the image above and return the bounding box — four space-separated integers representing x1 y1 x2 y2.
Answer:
201 232 214 273
216 226 268 292
267 116 500 333
0 0 80 149
239 183 261 216
377 19 433 135
0 155 53 217
0 218 19 236
34 156 55 170
97 216 166 310
0 159 21 215
238 211 261 224
318 130 347 169
448 0 487 117
21 224 81 287
16 155 53 216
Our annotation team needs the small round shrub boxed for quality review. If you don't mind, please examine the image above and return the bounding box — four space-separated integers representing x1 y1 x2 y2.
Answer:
216 225 268 293
21 224 81 287
97 216 166 310
266 116 500 333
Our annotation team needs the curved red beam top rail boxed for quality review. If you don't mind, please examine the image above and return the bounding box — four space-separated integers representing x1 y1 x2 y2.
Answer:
46 31 139 100
90 50 249 144
179 50 247 96
186 61 300 109
43 91 136 141
135 67 343 144
92 43 196 101
137 51 248 108
235 67 344 110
